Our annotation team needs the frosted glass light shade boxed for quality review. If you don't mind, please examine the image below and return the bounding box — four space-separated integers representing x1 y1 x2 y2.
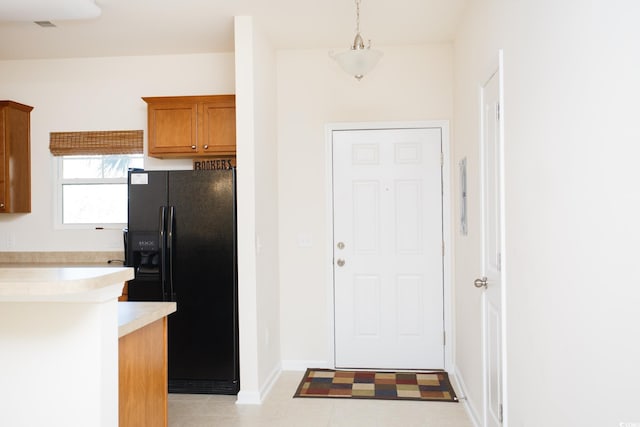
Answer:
332 48 383 80
0 0 101 21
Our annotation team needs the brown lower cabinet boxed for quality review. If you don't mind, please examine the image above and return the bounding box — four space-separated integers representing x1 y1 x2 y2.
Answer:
119 317 168 427
118 282 128 301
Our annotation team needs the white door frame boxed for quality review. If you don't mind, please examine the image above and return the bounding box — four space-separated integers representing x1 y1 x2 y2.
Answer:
325 120 453 372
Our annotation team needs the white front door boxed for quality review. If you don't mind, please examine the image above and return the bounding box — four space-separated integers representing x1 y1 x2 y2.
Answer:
332 127 445 370
479 66 504 426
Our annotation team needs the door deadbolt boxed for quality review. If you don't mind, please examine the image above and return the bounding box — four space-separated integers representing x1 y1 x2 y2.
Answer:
337 242 345 250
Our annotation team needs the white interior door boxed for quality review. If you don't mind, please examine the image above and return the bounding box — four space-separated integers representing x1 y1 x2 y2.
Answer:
479 68 504 426
332 127 444 370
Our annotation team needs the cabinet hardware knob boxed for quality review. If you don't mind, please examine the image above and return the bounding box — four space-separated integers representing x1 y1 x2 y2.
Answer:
191 145 196 150
203 145 209 149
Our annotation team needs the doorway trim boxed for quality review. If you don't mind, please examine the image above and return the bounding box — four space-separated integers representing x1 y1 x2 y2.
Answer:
324 120 453 371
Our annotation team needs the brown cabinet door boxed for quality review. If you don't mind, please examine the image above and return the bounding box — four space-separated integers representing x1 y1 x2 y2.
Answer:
0 101 32 213
200 101 236 156
0 112 6 211
147 102 198 156
119 318 168 427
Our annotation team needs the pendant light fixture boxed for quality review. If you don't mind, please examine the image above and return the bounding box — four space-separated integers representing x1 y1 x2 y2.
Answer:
331 0 383 80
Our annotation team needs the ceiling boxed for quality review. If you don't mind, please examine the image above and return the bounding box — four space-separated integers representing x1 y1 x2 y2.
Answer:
0 0 469 61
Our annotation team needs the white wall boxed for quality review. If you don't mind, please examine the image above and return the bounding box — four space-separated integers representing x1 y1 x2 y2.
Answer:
234 16 281 403
276 44 454 367
454 0 640 425
452 1 500 422
250 23 281 395
0 53 235 251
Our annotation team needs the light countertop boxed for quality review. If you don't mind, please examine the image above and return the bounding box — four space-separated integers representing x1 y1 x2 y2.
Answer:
0 265 176 336
118 301 177 337
0 266 133 301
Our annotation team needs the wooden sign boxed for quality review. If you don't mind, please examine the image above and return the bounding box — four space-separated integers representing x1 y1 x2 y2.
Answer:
193 157 236 170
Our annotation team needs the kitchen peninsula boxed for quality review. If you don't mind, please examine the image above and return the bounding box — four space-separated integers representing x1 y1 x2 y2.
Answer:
0 266 176 427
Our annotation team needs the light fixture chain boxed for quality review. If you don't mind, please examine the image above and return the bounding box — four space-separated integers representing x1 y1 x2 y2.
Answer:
355 0 361 34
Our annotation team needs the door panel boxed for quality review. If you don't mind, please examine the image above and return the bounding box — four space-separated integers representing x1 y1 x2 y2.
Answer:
333 127 444 369
481 69 504 426
353 181 379 252
397 276 423 335
487 300 502 424
126 171 168 302
354 275 380 336
127 170 168 232
167 170 237 383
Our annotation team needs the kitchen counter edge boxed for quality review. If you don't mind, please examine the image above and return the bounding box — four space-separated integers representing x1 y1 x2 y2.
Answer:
118 301 177 338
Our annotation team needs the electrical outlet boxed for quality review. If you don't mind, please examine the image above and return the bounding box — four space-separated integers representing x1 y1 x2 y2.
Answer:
7 232 15 250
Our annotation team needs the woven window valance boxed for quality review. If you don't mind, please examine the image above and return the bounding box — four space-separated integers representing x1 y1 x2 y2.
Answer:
49 130 143 156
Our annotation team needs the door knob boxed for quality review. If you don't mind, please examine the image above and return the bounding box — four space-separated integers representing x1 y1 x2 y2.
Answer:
336 258 345 267
474 277 488 289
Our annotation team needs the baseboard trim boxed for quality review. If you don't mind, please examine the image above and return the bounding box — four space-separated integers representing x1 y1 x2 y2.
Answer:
452 365 482 427
235 390 261 405
281 359 332 371
259 363 282 401
235 363 282 405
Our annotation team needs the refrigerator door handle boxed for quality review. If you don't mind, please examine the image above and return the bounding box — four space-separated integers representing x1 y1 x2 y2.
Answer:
167 205 176 301
159 206 168 301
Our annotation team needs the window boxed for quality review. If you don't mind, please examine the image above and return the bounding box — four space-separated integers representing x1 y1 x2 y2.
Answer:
58 154 143 225
49 130 144 227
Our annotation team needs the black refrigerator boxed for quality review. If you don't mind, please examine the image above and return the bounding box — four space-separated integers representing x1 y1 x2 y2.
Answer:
125 168 239 395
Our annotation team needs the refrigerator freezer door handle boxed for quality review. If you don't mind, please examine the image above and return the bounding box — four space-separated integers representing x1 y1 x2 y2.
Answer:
159 206 168 301
168 206 176 301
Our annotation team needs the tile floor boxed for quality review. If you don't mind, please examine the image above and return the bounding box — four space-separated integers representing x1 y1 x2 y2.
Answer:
168 371 473 427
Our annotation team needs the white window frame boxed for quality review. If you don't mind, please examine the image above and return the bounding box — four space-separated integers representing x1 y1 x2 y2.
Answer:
53 154 140 230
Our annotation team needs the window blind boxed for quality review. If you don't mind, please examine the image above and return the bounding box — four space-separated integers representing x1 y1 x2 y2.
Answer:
49 130 143 156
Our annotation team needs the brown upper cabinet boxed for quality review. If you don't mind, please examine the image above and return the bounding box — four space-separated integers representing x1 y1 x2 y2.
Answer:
0 100 33 213
143 95 236 158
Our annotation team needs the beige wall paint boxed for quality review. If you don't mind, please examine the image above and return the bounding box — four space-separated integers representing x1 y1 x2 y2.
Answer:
452 1 501 423
276 44 454 366
454 0 640 425
250 22 282 394
234 16 281 403
0 53 235 251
